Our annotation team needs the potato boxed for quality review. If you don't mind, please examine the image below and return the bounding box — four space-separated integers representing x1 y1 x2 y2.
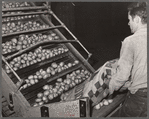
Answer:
27 83 31 87
6 69 11 74
57 91 61 95
44 99 49 103
26 61 30 66
53 93 58 98
43 74 48 79
34 75 38 79
59 87 63 93
51 62 58 69
30 79 35 85
61 85 65 90
37 58 41 62
16 45 22 50
34 79 38 83
63 79 67 84
38 101 44 106
33 103 38 107
28 75 34 80
94 104 101 110
41 71 46 76
66 79 71 85
37 93 43 98
42 96 48 101
41 56 46 61
108 99 113 104
64 85 69 91
60 82 65 86
69 84 73 88
21 59 25 64
57 67 62 73
78 79 82 83
54 36 59 40
36 71 40 76
47 35 53 40
49 89 53 94
46 54 50 59
23 84 28 89
103 99 109 106
71 76 75 81
72 63 76 66
48 94 53 100
57 78 62 82
43 85 50 90
51 70 56 75
74 60 79 64
53 88 57 93
25 79 29 83
35 98 42 103
13 67 18 71
38 74 42 79
76 70 81 74
72 82 76 87
68 63 72 68
64 48 68 52
33 59 37 64
75 79 79 84
43 90 50 96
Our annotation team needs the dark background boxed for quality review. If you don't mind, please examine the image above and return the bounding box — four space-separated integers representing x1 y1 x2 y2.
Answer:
51 2 133 70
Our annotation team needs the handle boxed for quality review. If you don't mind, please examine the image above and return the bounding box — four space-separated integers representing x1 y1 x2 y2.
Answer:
8 93 14 111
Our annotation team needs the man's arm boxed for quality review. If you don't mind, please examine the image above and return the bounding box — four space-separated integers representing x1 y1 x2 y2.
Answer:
108 38 134 95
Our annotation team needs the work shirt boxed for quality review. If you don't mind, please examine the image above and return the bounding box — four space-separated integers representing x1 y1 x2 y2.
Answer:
109 26 147 94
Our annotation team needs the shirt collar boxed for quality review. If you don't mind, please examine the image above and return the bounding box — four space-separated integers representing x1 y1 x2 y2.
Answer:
134 25 147 34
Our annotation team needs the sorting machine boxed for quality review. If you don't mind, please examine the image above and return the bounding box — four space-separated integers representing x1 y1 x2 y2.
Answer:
1 2 127 117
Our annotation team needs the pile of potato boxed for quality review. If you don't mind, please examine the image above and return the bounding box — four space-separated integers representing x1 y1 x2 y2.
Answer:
2 2 30 9
33 69 90 106
2 33 59 54
2 21 49 34
94 99 113 109
20 60 80 90
2 15 39 22
5 46 69 73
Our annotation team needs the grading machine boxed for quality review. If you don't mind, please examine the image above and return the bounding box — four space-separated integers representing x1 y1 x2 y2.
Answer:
1 2 127 117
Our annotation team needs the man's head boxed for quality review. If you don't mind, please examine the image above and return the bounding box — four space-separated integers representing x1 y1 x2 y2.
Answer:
127 2 147 33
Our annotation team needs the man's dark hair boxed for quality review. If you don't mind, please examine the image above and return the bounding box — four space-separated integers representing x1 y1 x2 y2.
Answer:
128 2 147 24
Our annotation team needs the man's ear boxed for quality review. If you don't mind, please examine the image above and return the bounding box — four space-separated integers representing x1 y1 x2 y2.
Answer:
134 15 141 24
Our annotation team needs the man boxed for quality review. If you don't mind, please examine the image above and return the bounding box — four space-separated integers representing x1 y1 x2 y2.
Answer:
109 2 147 117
